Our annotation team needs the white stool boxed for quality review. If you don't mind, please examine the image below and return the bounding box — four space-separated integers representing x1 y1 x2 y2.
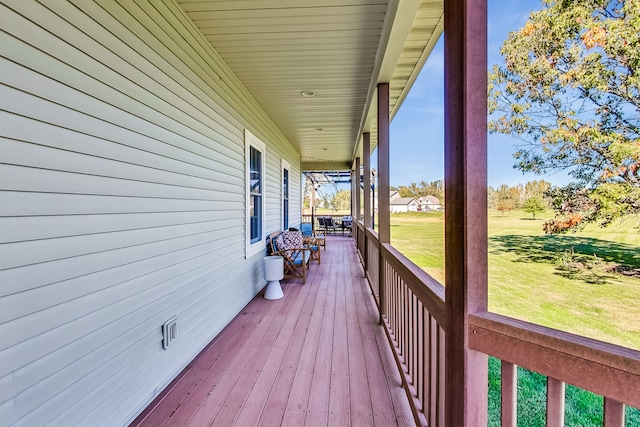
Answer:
263 256 284 300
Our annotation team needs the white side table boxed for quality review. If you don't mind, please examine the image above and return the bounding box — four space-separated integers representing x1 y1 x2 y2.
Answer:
263 255 284 300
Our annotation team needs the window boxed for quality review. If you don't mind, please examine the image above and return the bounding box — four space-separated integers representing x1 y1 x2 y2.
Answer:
282 159 291 230
245 130 266 258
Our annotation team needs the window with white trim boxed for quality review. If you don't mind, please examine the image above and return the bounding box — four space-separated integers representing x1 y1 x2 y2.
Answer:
245 130 266 258
282 159 290 230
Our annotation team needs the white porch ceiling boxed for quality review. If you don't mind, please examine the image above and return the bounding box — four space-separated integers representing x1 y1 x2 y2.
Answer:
177 0 443 170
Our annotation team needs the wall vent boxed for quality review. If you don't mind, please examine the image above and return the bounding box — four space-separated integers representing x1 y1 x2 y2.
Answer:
162 316 178 349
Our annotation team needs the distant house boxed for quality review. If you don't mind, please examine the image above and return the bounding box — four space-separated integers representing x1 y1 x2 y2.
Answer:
389 190 401 201
390 197 419 213
417 195 443 211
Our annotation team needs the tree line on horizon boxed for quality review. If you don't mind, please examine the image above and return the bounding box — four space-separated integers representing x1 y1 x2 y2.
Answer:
390 180 444 201
390 179 551 219
489 180 551 219
309 178 551 220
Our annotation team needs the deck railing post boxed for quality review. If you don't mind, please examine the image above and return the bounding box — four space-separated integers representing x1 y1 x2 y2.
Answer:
363 133 371 276
444 0 489 425
378 83 390 324
604 398 625 427
546 378 566 427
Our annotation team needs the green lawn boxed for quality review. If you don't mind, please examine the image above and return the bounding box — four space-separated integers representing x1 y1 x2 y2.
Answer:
389 210 640 425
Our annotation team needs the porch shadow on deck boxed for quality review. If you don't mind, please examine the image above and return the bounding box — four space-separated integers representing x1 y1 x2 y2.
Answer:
131 235 413 427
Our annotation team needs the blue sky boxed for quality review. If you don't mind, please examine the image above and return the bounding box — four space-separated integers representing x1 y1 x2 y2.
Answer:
388 0 571 188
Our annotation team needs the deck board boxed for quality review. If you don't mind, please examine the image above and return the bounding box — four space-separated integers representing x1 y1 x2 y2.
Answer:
279 256 331 427
328 251 350 426
256 272 320 426
345 253 375 427
301 251 336 426
131 236 414 427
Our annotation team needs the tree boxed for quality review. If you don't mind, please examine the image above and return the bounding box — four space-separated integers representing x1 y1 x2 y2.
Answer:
489 0 640 231
495 184 517 216
488 186 497 208
495 199 516 216
524 180 551 204
396 180 444 201
523 196 546 219
331 190 351 212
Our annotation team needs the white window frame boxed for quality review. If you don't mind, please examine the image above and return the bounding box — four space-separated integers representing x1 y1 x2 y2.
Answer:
281 159 291 231
245 130 266 258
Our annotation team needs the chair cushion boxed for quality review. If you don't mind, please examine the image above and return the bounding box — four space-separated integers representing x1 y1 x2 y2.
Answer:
301 223 313 236
292 250 310 265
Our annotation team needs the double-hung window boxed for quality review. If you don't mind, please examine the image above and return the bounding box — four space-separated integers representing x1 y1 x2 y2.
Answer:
282 159 290 230
245 130 266 258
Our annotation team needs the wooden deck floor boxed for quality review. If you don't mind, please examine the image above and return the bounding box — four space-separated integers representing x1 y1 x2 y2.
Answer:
131 235 413 427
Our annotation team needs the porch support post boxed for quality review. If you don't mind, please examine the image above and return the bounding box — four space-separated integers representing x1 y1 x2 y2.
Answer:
355 157 361 222
363 133 372 230
377 83 390 324
363 133 371 275
350 167 357 243
354 157 362 250
350 169 355 224
310 182 316 230
444 0 488 425
377 83 390 243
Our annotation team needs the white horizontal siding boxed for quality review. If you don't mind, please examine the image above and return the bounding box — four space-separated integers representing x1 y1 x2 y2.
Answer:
0 0 301 426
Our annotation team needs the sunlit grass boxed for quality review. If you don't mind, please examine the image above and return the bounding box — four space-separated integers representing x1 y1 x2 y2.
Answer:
390 209 640 349
389 210 640 425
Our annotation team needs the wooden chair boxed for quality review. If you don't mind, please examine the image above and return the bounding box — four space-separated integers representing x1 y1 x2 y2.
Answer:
268 230 311 284
301 222 325 257
313 228 326 251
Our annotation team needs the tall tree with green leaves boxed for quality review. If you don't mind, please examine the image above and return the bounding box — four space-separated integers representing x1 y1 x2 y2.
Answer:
494 184 518 216
331 190 352 212
489 0 640 232
523 196 547 219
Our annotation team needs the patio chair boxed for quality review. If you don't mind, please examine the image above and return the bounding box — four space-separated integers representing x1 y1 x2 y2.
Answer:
319 216 339 234
301 222 325 247
300 223 322 263
268 230 311 284
342 215 353 234
300 222 313 238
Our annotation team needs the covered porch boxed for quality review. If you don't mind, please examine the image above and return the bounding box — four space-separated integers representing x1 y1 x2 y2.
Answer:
132 235 414 427
3 0 639 426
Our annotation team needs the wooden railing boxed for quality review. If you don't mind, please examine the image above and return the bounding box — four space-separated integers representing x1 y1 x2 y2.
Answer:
469 312 640 426
354 225 640 427
355 221 365 264
365 227 379 301
381 243 446 427
357 224 447 426
301 214 351 230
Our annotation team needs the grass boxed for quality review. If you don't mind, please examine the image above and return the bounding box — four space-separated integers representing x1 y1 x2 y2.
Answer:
487 358 640 427
486 210 640 351
389 209 640 426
